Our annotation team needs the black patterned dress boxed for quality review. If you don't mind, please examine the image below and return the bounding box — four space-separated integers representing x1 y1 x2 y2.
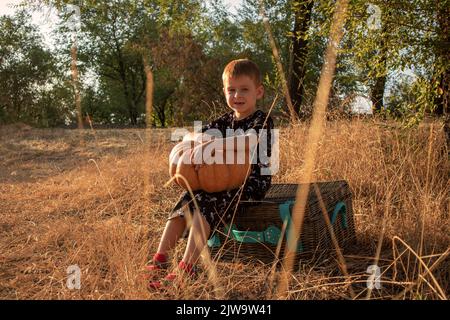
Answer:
168 109 274 235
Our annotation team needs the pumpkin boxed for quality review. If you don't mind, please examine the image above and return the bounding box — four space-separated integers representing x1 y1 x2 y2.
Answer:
169 133 251 193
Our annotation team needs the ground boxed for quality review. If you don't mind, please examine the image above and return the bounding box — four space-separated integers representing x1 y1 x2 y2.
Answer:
0 120 448 299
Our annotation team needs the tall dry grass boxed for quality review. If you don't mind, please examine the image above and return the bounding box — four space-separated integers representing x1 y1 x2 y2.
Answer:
0 119 448 299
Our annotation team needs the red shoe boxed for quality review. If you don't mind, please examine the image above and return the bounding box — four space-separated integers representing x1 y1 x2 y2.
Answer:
143 253 169 280
148 261 197 290
148 272 178 289
144 260 168 272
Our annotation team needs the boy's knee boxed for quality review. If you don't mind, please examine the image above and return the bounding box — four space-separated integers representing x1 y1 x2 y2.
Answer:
192 214 211 235
167 216 186 229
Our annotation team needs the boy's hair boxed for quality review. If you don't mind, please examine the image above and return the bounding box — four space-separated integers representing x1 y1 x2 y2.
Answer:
222 59 262 86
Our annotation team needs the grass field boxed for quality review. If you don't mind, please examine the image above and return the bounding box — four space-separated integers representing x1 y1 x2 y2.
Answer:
0 119 448 299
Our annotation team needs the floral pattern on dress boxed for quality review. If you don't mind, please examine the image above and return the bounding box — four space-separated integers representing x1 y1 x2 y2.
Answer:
169 109 274 233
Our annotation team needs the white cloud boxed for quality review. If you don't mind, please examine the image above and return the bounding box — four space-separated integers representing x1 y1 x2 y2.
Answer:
351 96 373 114
0 0 21 16
0 0 59 48
223 0 243 14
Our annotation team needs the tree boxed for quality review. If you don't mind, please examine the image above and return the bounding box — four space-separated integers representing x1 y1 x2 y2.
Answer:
238 0 295 120
289 0 314 118
433 1 449 116
370 8 389 113
0 10 70 126
73 0 209 126
75 1 150 125
346 0 449 118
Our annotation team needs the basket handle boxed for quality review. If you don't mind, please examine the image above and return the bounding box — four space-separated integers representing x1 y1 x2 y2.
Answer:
225 224 281 245
207 201 347 249
330 201 348 228
207 225 281 248
207 201 304 251
278 200 304 252
280 200 348 229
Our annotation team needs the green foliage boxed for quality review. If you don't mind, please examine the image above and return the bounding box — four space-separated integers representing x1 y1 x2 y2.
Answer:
0 10 71 127
75 0 217 126
385 76 438 127
1 0 448 126
345 0 449 116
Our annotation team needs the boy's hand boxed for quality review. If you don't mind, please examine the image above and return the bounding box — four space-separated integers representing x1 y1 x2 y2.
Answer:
190 139 226 170
190 140 215 170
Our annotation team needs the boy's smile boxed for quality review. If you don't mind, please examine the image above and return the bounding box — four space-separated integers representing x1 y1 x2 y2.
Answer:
223 75 264 120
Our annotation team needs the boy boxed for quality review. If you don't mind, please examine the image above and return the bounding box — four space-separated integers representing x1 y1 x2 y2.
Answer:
147 59 274 289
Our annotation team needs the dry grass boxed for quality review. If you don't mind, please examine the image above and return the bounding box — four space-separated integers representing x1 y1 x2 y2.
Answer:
0 119 448 300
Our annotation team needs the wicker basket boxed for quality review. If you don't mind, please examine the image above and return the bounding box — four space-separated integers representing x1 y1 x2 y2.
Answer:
208 180 356 267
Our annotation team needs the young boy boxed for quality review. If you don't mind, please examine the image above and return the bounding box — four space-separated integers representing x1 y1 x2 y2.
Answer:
146 59 274 289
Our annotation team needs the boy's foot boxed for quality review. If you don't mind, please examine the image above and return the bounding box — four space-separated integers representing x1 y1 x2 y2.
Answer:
148 272 178 289
148 261 197 289
143 253 169 280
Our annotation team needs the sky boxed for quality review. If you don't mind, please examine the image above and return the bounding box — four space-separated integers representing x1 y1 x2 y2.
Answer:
0 0 57 47
223 0 242 14
0 0 243 46
0 0 20 16
0 0 244 16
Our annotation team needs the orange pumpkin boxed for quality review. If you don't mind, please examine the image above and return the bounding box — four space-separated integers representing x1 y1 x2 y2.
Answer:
169 133 251 193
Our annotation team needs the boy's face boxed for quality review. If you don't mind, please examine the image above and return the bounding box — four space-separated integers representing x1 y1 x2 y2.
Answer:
223 75 264 120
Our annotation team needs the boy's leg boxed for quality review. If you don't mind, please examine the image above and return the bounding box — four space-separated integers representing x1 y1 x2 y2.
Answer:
156 216 186 256
182 209 211 267
147 210 211 288
145 215 187 283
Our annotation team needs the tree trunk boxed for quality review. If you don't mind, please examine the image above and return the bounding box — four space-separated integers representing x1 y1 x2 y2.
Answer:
70 43 83 129
143 56 154 128
435 70 449 116
154 103 167 127
121 79 138 125
372 70 386 113
289 0 314 119
115 49 138 126
435 4 449 116
371 23 388 114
